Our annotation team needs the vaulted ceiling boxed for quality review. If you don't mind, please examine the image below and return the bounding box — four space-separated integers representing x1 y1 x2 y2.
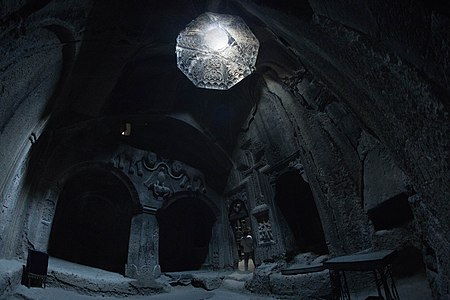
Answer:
32 0 307 191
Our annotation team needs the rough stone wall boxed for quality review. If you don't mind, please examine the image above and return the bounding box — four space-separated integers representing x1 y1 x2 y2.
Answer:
358 131 412 211
226 47 421 262
235 1 449 298
304 16 449 300
228 68 368 257
0 0 92 259
308 0 450 96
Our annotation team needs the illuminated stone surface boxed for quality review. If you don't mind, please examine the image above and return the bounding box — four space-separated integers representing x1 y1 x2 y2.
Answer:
176 12 259 90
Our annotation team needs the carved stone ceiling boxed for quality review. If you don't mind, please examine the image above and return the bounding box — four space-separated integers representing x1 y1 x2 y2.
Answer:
61 0 265 155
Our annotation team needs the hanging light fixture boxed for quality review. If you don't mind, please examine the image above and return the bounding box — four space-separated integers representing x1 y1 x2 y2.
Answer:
176 12 259 90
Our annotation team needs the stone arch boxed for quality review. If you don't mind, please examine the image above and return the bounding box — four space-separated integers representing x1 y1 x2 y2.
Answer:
160 191 220 218
157 191 219 272
274 170 328 255
48 162 141 275
0 24 74 257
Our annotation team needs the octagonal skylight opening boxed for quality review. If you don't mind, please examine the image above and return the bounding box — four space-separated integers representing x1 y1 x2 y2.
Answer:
176 12 259 90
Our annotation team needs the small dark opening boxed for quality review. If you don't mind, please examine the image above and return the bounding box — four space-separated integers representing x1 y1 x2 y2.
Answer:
275 172 328 254
157 196 216 272
367 193 414 231
48 169 133 275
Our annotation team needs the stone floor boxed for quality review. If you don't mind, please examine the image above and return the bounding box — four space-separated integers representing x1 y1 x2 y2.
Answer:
3 258 270 300
12 285 280 300
1 257 433 300
349 273 433 300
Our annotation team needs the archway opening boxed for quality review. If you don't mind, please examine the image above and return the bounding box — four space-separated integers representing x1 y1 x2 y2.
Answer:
275 171 328 255
48 168 133 274
157 196 216 272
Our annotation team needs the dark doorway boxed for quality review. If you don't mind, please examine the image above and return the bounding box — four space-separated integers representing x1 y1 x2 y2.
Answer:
157 196 216 272
228 199 251 262
48 168 133 274
275 172 328 254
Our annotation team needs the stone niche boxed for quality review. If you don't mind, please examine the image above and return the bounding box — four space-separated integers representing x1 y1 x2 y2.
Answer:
359 132 414 231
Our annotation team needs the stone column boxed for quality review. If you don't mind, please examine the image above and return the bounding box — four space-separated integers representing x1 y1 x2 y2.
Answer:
125 208 160 280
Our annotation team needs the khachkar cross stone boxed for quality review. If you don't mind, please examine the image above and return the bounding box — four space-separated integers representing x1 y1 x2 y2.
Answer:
251 204 275 245
258 219 274 243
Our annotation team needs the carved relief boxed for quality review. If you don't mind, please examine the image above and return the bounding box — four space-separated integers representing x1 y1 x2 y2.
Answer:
144 167 173 200
255 193 266 206
288 157 304 173
288 157 308 182
171 161 184 177
29 132 37 145
111 147 147 175
251 204 275 245
144 151 158 168
111 147 208 202
192 176 207 193
228 188 248 204
258 219 274 243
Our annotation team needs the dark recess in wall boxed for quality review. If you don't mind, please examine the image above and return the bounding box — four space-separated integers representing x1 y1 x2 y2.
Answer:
275 171 328 255
48 170 133 275
367 193 414 231
157 196 216 272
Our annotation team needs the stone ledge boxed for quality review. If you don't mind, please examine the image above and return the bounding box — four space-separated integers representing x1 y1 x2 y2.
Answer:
0 259 23 299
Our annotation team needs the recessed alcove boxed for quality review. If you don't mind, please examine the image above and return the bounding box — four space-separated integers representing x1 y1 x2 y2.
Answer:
157 196 216 272
274 171 328 255
48 168 133 275
367 193 414 231
228 199 252 264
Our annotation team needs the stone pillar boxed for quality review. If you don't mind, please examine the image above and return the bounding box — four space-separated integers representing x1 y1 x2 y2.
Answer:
125 208 161 280
33 198 56 252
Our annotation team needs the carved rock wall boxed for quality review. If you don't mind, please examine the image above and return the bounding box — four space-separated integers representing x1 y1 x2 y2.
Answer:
307 0 450 96
0 0 91 259
234 1 449 298
110 145 209 207
19 136 232 279
226 18 428 267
